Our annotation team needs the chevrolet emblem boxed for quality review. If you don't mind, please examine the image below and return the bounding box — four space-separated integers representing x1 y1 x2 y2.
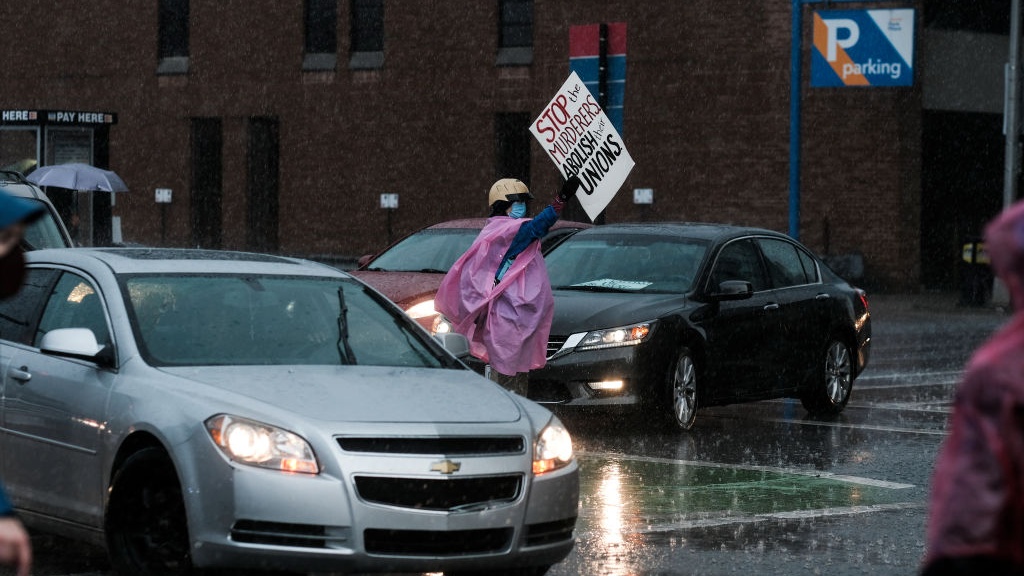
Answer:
430 459 462 474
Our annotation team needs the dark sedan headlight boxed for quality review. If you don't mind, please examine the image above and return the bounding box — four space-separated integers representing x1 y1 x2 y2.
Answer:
206 415 319 474
576 321 654 351
533 418 574 475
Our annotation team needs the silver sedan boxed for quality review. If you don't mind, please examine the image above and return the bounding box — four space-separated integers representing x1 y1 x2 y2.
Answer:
0 248 579 575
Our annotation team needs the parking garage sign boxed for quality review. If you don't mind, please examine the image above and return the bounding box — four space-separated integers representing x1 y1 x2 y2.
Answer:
811 9 915 87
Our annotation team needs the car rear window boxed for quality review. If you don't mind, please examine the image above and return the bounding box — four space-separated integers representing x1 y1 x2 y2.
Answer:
22 200 71 249
366 228 480 272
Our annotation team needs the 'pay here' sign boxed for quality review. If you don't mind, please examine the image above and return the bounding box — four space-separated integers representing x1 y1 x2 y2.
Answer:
530 71 635 222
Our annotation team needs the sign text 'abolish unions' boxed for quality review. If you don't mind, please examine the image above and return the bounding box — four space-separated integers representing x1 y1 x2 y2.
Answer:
530 71 635 222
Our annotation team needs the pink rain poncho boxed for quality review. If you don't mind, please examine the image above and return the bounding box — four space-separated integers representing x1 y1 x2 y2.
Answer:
435 216 554 376
923 200 1024 572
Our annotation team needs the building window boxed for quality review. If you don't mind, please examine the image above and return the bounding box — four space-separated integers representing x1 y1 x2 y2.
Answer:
350 0 384 70
495 113 531 185
304 0 338 71
497 0 532 66
247 118 280 253
157 0 189 75
191 118 223 249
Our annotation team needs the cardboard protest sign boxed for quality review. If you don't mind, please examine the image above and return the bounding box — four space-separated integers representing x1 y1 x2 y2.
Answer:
530 71 634 222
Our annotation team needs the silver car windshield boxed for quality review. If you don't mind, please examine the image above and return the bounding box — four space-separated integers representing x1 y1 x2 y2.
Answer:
122 274 446 368
546 235 709 294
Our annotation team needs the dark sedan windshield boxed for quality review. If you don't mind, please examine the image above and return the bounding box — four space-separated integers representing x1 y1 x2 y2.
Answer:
366 228 480 272
122 275 447 368
546 235 709 294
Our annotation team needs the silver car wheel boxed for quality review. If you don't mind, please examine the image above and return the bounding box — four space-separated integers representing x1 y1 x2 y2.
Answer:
671 351 697 430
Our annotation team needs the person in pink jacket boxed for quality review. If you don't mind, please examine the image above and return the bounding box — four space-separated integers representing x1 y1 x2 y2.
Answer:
922 199 1024 575
436 176 581 395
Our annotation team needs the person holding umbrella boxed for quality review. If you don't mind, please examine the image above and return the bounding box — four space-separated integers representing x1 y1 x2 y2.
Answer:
0 187 38 576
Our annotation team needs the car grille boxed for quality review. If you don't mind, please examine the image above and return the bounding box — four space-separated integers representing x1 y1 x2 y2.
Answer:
524 517 577 547
231 520 342 548
364 527 513 556
546 335 568 358
354 475 522 511
337 436 525 455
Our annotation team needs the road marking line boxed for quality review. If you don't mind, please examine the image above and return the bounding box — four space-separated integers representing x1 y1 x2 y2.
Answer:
579 451 915 489
856 369 961 382
756 416 949 436
601 502 926 536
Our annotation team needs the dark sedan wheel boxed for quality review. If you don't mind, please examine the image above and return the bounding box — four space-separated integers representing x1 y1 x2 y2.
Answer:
668 349 698 430
106 447 193 576
801 340 853 416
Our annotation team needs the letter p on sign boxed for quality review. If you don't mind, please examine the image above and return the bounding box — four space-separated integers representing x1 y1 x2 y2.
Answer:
824 19 859 62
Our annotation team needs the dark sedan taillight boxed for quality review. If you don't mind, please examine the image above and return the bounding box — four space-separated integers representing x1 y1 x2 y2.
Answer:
855 288 869 314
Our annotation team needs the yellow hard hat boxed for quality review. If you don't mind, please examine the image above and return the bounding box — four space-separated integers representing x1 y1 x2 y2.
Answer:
487 178 533 207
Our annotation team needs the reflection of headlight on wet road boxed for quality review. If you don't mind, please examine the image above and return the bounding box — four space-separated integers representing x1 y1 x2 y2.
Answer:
598 462 625 545
404 299 437 319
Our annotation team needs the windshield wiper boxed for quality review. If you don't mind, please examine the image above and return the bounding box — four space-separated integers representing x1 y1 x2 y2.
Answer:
336 287 357 365
554 285 637 293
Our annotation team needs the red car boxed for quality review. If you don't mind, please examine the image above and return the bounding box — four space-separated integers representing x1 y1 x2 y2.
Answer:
351 218 592 331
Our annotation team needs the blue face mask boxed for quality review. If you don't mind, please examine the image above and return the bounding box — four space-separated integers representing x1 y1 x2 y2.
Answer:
509 202 527 219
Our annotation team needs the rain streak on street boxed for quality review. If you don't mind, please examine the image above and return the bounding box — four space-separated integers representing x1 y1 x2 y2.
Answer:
21 293 1008 575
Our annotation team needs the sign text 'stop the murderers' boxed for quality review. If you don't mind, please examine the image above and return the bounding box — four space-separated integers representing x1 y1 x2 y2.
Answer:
530 72 634 222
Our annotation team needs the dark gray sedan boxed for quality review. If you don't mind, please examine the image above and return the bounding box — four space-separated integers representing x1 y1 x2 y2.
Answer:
0 248 578 576
531 223 872 431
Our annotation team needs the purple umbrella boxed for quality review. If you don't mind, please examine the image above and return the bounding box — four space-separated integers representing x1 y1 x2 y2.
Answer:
26 163 128 192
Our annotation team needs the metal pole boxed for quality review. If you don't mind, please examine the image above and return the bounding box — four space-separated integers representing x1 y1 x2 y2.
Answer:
1006 0 1022 211
994 0 1022 307
595 22 609 225
788 0 803 240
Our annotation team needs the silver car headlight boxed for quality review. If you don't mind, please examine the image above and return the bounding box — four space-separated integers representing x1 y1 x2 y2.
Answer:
533 418 574 475
576 321 654 351
206 415 319 474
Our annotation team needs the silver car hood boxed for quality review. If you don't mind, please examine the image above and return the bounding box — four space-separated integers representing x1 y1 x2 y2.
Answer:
158 365 523 424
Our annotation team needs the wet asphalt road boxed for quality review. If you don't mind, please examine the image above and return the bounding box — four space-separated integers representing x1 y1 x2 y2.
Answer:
13 292 1009 576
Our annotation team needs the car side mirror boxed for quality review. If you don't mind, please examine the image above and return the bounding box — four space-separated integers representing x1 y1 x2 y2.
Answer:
39 328 115 367
357 254 374 268
709 280 754 301
433 332 470 359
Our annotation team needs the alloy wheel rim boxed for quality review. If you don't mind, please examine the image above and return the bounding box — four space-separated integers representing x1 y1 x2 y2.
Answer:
825 342 852 405
673 355 696 427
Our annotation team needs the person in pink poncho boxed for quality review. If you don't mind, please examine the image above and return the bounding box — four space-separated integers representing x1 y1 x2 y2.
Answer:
435 176 581 395
921 199 1024 576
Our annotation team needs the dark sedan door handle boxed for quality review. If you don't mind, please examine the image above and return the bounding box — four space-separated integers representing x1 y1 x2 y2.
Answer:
815 293 831 301
764 303 780 311
8 367 31 383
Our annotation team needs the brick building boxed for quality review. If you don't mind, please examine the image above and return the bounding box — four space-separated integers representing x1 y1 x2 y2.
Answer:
0 1 1012 291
